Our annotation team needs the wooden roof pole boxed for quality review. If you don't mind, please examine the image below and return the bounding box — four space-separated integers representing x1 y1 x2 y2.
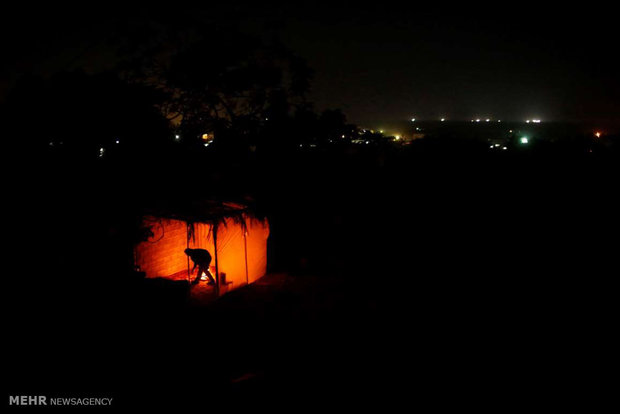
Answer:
243 229 249 286
186 223 191 283
213 222 220 297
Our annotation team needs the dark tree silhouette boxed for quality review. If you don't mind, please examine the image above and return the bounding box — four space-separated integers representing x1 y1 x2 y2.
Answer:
131 29 313 153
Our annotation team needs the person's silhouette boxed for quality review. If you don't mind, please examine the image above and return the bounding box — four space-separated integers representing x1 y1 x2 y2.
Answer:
184 248 215 285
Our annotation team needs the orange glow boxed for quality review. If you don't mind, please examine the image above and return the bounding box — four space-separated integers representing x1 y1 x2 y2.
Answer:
595 132 601 138
135 215 269 295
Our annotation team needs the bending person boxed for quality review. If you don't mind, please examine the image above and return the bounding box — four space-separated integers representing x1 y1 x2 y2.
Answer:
184 248 215 285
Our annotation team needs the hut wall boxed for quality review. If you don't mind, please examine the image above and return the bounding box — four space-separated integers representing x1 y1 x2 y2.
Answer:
214 217 247 289
135 217 189 279
245 216 270 284
135 214 269 291
205 215 269 291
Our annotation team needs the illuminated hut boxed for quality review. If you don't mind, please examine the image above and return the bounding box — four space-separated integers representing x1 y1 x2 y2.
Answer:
134 201 269 298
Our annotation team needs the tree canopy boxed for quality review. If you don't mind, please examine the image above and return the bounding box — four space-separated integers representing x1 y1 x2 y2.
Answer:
131 29 314 149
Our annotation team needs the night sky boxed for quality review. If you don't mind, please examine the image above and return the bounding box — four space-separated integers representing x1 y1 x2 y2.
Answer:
2 2 618 131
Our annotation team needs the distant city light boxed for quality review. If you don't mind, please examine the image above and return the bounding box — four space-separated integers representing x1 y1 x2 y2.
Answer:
595 132 601 138
497 120 501 123
395 135 401 140
98 147 105 158
520 137 529 144
532 119 541 123
115 140 120 144
342 134 345 138
502 146 508 150
379 130 384 133
526 120 531 123
440 118 445 122
485 119 490 122
509 130 513 133
476 119 480 122
175 134 180 140
411 118 416 122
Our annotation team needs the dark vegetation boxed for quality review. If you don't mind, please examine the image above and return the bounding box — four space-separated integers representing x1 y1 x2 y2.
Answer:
4 28 617 409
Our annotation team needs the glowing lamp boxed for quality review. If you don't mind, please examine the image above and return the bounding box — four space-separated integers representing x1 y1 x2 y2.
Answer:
520 137 529 144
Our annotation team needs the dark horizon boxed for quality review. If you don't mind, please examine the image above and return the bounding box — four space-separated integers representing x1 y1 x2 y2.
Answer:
2 2 618 129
